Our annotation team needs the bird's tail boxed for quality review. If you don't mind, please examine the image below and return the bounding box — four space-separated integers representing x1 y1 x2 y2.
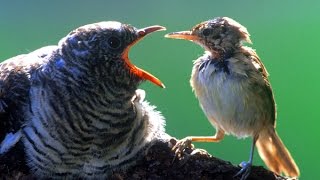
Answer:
256 127 300 177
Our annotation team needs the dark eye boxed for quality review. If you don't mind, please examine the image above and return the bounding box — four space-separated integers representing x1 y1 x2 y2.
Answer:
202 28 212 36
107 36 121 49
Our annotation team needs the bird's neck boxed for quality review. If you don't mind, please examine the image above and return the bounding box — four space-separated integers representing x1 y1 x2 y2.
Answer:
205 47 234 61
204 38 241 59
38 55 142 107
57 40 143 97
196 46 240 75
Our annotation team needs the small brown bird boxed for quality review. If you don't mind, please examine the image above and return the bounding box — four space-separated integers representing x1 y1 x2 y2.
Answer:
165 17 299 179
0 21 167 178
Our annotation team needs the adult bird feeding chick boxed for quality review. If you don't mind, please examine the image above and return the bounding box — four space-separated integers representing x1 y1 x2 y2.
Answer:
165 17 299 179
0 21 167 178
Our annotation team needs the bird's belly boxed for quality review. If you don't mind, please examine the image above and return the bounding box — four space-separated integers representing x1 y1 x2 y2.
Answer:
194 74 270 138
23 86 154 178
23 103 130 177
23 124 112 178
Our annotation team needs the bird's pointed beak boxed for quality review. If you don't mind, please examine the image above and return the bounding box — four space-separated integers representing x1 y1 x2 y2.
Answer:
165 31 199 41
122 25 166 88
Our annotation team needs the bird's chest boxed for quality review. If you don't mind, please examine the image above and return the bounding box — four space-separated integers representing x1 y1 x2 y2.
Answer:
191 57 265 137
24 85 136 176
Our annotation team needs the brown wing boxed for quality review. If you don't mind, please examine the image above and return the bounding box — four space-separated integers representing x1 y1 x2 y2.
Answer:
242 46 277 126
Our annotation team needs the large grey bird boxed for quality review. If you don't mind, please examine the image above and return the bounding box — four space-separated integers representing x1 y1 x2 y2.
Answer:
165 17 299 179
0 21 167 178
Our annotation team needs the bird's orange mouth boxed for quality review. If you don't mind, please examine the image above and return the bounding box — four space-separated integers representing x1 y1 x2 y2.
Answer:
122 25 166 88
165 31 199 41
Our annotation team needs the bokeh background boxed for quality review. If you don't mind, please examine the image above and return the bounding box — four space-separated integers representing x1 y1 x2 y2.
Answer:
1 0 319 179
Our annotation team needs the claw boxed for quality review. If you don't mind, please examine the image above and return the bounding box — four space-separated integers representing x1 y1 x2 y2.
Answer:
171 137 194 162
172 137 194 157
234 161 252 180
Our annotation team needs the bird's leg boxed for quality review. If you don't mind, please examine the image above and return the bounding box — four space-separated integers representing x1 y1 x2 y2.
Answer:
234 135 258 180
172 129 224 158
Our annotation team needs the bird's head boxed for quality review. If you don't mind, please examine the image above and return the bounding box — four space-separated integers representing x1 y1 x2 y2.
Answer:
60 21 166 88
165 17 251 58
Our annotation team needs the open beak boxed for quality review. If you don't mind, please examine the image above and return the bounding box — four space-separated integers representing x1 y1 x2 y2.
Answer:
122 25 166 88
165 31 199 41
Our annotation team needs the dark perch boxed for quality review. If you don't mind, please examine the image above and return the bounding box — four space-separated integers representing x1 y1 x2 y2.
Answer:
1 138 291 180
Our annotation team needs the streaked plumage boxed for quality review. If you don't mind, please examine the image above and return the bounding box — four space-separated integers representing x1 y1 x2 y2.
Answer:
166 17 299 179
0 21 167 178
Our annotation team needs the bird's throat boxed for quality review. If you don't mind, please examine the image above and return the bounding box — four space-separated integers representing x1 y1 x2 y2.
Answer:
198 54 230 75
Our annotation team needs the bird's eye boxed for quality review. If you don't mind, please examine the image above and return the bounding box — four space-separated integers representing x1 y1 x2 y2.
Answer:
107 36 121 49
202 28 212 36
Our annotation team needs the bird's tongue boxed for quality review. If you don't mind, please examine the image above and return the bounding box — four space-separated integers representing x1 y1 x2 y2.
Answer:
122 25 166 88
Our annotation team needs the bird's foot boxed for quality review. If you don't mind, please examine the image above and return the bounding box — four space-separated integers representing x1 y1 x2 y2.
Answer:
234 161 252 180
172 137 194 159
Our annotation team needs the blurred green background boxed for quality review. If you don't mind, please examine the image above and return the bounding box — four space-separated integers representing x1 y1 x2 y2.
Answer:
1 0 319 179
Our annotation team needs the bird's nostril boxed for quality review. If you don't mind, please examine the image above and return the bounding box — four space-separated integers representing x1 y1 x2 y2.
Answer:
138 30 146 36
